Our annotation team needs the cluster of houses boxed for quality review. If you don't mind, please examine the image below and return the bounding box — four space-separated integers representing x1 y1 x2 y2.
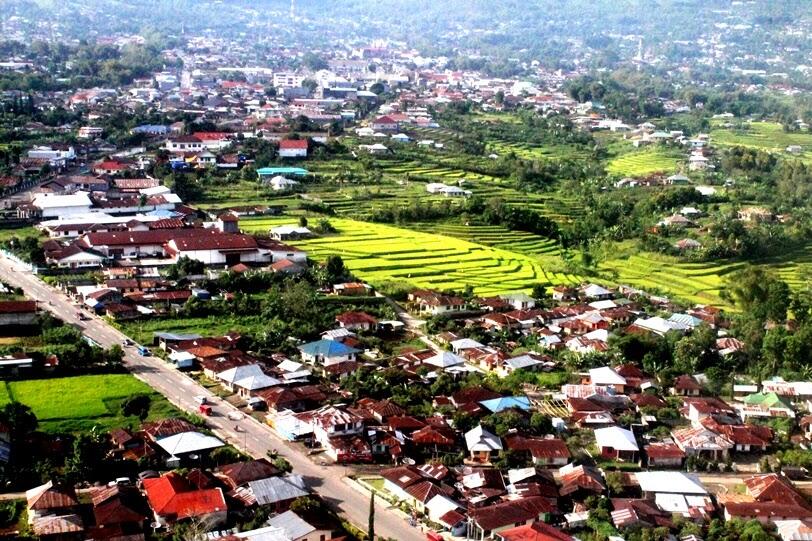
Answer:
24 418 340 540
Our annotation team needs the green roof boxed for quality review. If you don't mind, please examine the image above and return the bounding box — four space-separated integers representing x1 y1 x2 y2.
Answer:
743 391 791 409
256 167 309 176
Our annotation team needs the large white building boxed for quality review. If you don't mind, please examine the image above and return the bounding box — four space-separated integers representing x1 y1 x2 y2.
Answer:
32 192 92 218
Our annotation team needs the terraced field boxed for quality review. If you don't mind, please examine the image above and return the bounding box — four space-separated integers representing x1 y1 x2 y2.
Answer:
606 146 683 177
599 244 812 308
242 217 581 295
711 121 812 161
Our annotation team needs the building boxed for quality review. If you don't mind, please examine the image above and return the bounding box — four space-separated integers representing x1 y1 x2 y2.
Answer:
32 192 92 218
279 139 309 158
465 425 502 464
595 426 639 461
298 339 359 366
0 300 37 326
142 472 227 527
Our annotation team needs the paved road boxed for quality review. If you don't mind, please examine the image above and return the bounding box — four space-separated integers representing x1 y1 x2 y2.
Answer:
0 255 425 541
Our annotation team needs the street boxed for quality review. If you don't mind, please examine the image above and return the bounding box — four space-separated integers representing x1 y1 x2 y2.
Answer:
0 255 425 541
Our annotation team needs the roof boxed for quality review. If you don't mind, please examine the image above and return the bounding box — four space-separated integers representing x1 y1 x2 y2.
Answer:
298 339 359 357
594 426 639 452
505 435 571 460
26 481 78 511
744 474 810 508
31 514 84 536
265 510 316 540
470 496 556 531
725 501 812 520
33 192 91 209
142 472 226 519
279 139 308 149
644 442 685 459
0 300 37 314
590 366 627 386
246 475 308 505
479 396 532 413
142 418 197 439
168 234 258 252
424 350 465 368
498 521 575 541
154 431 225 456
634 471 707 495
465 425 502 452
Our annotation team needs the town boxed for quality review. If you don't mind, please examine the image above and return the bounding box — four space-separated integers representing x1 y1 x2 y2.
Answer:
2 1 812 541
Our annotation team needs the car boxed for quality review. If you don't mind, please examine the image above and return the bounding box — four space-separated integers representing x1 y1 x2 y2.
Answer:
137 346 151 356
122 339 133 346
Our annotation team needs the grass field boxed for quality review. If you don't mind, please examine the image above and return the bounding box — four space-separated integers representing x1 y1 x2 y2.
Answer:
243 217 582 295
119 315 267 345
0 374 180 433
605 146 683 177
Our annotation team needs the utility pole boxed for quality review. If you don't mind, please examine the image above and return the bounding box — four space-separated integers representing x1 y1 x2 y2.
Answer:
290 0 296 20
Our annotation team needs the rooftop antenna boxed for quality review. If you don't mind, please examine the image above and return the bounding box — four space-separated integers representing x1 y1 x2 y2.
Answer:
290 0 295 20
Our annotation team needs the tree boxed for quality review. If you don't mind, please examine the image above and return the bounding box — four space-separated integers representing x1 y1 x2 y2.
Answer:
120 393 151 420
368 491 375 541
324 255 347 284
298 216 308 228
0 403 37 449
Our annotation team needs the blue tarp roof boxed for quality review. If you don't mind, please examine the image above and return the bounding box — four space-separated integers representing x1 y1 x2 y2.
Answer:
154 332 203 341
257 167 309 176
479 396 532 413
299 339 359 357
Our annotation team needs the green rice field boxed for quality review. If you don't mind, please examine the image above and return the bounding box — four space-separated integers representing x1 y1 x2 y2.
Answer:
0 374 179 433
243 217 582 295
711 121 812 161
606 146 683 177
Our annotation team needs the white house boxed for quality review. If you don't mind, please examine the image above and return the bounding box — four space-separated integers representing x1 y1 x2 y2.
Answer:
279 139 308 158
32 192 92 218
267 176 299 191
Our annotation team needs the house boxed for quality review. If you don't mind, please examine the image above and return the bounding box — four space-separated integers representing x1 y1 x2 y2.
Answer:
500 292 536 310
153 431 225 465
32 192 92 218
588 366 627 393
335 311 378 332
298 339 359 366
504 434 570 467
737 392 795 420
380 465 444 513
88 484 149 538
26 481 84 539
465 425 502 463
671 375 702 396
270 225 312 241
467 497 556 540
558 463 605 498
371 115 398 131
408 289 465 315
216 364 281 398
310 405 365 460
645 442 685 468
497 522 574 541
582 284 612 300
279 139 309 158
723 502 812 526
237 475 308 511
332 282 373 296
0 300 37 326
266 175 300 191
634 471 710 518
165 135 204 153
142 472 226 527
595 426 639 462
672 426 733 461
265 510 334 541
215 459 279 490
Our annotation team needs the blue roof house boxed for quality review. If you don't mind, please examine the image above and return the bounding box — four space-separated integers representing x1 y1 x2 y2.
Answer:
298 339 359 366
479 396 532 413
